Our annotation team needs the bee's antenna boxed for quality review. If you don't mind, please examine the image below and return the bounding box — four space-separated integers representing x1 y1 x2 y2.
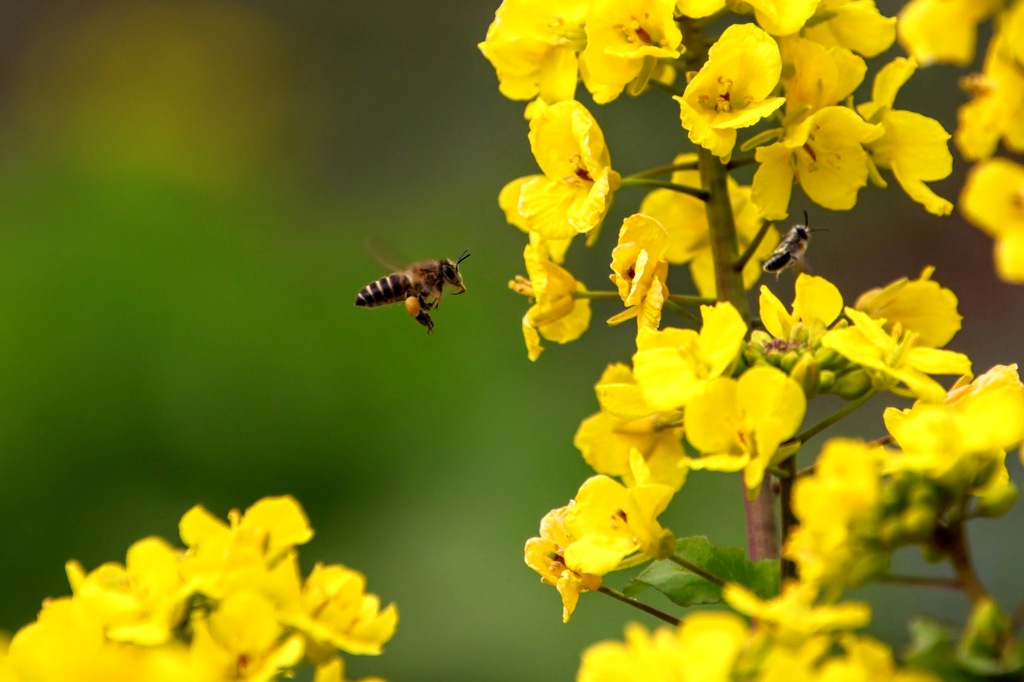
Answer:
803 209 809 227
457 248 471 265
802 210 828 233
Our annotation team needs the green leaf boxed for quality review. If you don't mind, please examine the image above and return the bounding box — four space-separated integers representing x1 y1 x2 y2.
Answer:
623 536 780 608
905 616 1023 681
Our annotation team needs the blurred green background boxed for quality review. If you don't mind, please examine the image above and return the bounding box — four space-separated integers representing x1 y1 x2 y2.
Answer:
0 1 1021 680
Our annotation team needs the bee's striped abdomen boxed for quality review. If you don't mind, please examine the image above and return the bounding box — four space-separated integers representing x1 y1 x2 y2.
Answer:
355 273 412 307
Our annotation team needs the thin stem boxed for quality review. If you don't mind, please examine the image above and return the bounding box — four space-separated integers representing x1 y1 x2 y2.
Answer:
598 585 679 625
667 554 725 586
789 390 876 446
725 154 758 171
935 522 989 604
628 160 700 180
779 456 798 582
619 177 709 201
668 293 717 306
734 219 774 272
664 299 701 325
878 574 963 590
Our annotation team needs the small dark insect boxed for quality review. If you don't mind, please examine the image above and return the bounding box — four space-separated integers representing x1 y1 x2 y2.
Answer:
763 211 822 277
355 249 470 334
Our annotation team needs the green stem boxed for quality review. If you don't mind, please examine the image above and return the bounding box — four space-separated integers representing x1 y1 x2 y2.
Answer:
725 155 758 171
667 554 725 586
734 219 774 272
598 585 679 625
681 15 773 563
789 390 876 446
663 299 701 325
934 522 989 604
628 160 700 180
619 176 709 201
669 293 717 306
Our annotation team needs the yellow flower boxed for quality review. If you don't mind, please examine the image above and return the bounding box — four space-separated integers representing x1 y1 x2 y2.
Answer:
498 177 572 263
675 23 786 162
883 365 1024 498
577 614 749 682
956 32 1024 161
747 0 821 36
676 0 726 18
510 101 621 239
632 302 747 411
607 214 670 327
759 273 844 344
823 635 940 682
960 157 1024 283
478 0 589 103
784 439 884 590
778 35 866 121
752 106 883 220
640 154 778 297
563 470 675 575
856 57 953 216
509 240 591 360
854 267 961 348
314 657 388 682
282 564 398 657
524 506 602 623
576 364 688 490
801 0 896 58
65 537 189 647
897 0 999 67
684 366 807 494
821 308 971 402
580 0 682 104
193 592 305 682
724 582 871 644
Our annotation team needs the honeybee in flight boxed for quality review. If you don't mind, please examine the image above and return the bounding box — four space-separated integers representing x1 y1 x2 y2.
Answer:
763 211 821 277
355 249 470 334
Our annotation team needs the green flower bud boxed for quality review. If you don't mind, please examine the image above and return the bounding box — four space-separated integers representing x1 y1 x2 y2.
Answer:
812 346 845 371
779 350 801 373
789 351 820 398
831 369 873 400
975 482 1018 518
901 507 936 542
818 369 836 392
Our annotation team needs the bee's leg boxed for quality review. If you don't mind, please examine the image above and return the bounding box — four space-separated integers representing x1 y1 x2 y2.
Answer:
405 296 434 334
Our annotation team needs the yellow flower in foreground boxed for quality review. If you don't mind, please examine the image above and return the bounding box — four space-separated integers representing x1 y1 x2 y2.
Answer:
897 0 999 66
821 308 971 402
675 23 786 161
65 537 189 646
524 506 602 623
563 469 675 575
759 273 844 344
478 0 589 103
960 158 1024 283
511 101 621 240
753 106 883 220
580 0 682 103
282 564 398 658
856 57 953 216
510 241 591 360
854 267 961 348
577 614 749 682
684 366 807 493
747 0 820 36
785 439 884 591
725 582 871 644
498 178 572 263
632 302 747 411
802 0 896 58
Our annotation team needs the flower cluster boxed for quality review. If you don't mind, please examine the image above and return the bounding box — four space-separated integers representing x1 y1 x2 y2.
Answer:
484 1 1024 680
899 0 1024 283
0 497 396 682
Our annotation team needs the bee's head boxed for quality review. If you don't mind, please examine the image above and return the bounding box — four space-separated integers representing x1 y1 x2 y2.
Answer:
441 249 470 294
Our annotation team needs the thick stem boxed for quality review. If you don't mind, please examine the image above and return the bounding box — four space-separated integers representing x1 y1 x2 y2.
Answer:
681 16 776 563
779 456 797 581
936 522 989 604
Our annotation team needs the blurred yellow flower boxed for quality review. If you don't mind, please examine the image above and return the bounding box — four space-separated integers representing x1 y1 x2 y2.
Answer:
778 35 866 119
897 0 999 66
801 0 896 58
724 581 871 644
675 23 786 161
960 157 1024 283
577 614 749 682
854 267 961 348
956 33 1024 161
